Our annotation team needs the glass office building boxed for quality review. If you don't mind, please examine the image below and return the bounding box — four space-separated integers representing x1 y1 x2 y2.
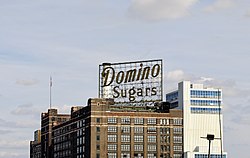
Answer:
166 81 227 158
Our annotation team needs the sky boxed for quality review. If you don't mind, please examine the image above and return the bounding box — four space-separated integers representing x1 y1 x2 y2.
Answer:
0 0 250 157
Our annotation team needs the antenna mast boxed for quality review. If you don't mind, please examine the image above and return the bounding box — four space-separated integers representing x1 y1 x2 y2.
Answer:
218 89 223 158
50 76 52 109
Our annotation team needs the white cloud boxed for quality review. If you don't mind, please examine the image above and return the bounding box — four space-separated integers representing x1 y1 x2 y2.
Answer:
0 130 13 135
11 103 41 115
165 69 250 99
128 0 198 20
166 69 186 82
0 140 28 149
204 0 234 13
16 79 39 86
0 152 25 158
0 117 38 128
53 104 84 114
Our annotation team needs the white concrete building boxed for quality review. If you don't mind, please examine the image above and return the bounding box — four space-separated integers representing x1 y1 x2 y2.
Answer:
166 81 227 158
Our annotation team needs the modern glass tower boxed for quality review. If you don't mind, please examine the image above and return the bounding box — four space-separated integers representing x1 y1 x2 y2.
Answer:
166 81 227 158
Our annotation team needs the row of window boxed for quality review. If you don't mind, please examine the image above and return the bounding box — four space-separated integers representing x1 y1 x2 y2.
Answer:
195 154 226 158
166 92 178 101
190 100 221 106
98 151 182 158
106 118 182 125
106 145 182 157
107 134 182 144
54 142 71 151
53 125 71 137
77 120 85 128
190 90 221 99
77 137 85 146
107 144 157 152
191 107 222 114
53 150 71 158
54 135 70 144
104 153 158 158
107 126 182 134
107 135 157 143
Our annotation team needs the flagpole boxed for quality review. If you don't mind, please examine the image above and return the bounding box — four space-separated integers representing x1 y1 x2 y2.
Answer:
50 76 52 109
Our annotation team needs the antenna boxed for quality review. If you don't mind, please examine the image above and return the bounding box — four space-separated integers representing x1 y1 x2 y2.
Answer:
50 76 52 109
218 89 223 158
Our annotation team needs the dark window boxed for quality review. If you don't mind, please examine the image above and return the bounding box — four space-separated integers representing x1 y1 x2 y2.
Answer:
96 127 100 132
96 118 100 123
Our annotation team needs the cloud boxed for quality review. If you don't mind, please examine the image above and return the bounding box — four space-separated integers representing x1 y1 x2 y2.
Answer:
0 130 13 135
165 69 250 99
0 152 26 158
0 118 38 128
128 0 198 21
11 103 41 115
53 104 82 114
204 0 234 13
16 79 39 86
0 140 28 149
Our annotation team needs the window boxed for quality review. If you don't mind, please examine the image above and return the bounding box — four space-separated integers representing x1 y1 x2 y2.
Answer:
121 118 130 124
121 126 130 133
161 136 169 143
147 118 156 124
121 144 130 151
173 136 182 143
121 135 130 142
96 118 100 123
173 128 182 134
148 145 157 151
108 135 117 142
96 153 100 158
160 145 170 152
173 119 182 125
134 135 143 142
108 153 117 158
173 146 182 152
148 135 156 143
147 153 156 158
108 135 116 142
107 144 117 151
134 127 143 133
160 127 169 134
108 117 117 124
134 153 144 158
108 126 117 133
191 107 221 114
147 127 157 133
195 154 227 158
96 135 100 141
96 127 100 132
96 145 100 150
160 119 169 125
134 118 143 124
121 153 130 158
134 145 143 151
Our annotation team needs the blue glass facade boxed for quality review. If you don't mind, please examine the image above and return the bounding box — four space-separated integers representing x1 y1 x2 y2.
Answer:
190 100 221 106
191 90 221 99
195 154 226 158
190 107 221 114
166 91 178 101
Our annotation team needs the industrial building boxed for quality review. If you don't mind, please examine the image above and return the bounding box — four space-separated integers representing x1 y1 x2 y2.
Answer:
30 98 183 158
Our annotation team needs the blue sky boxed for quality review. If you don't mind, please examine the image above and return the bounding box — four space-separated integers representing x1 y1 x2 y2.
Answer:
0 0 250 157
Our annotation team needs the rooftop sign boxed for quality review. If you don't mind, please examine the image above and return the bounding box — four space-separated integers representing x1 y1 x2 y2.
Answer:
99 59 163 106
